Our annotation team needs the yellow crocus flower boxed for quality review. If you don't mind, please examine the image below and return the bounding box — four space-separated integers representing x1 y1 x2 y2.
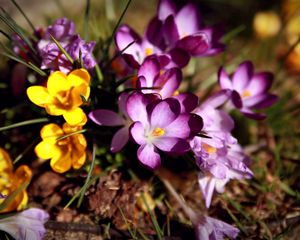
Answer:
27 68 90 126
35 123 87 173
0 148 32 213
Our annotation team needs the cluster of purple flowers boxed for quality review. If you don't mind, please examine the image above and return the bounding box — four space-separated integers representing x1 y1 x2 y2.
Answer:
89 1 277 238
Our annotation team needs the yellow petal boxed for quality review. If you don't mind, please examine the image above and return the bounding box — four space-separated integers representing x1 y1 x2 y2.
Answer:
63 108 87 126
16 191 28 211
26 86 53 107
62 123 82 133
14 165 32 185
35 140 61 159
47 71 71 96
71 151 86 169
40 123 64 142
45 103 66 116
50 151 72 173
0 148 13 173
70 83 90 108
68 68 91 86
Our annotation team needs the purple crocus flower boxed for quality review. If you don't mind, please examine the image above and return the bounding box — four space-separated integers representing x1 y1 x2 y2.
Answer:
89 93 132 152
218 61 278 119
127 92 203 169
196 215 239 240
37 18 96 73
191 93 252 208
0 208 49 240
115 25 170 69
137 57 182 98
156 0 225 57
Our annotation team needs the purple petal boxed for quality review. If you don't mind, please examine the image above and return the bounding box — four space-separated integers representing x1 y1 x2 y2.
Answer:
218 67 232 90
172 93 198 113
127 92 150 123
158 0 177 20
168 47 191 68
137 144 161 169
174 4 201 37
231 90 243 108
245 72 274 96
118 92 130 118
176 33 209 56
232 61 253 92
138 57 160 84
111 126 129 152
201 89 231 109
198 174 216 208
146 17 165 48
154 137 190 153
163 15 180 46
252 94 278 109
89 110 124 126
155 68 182 98
240 108 266 120
130 121 147 145
150 98 180 128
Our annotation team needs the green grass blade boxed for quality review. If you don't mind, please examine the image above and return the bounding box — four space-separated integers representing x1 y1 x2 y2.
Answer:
56 129 87 141
0 118 49 132
77 142 97 207
106 0 132 52
50 34 74 64
140 193 163 240
9 0 35 32
0 181 30 212
83 0 91 40
118 206 137 239
222 24 246 43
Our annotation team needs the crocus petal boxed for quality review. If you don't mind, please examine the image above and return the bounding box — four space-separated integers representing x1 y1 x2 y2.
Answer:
252 94 278 109
158 0 177 20
50 151 72 173
71 150 86 169
240 108 266 120
130 121 147 145
163 15 180 46
200 89 231 109
63 108 87 126
231 90 243 108
137 144 161 169
146 17 165 47
40 123 63 142
155 68 182 98
232 61 253 92
138 58 160 85
89 109 125 126
47 71 71 96
35 141 61 159
111 126 129 152
245 72 273 96
218 67 232 90
168 47 191 68
198 174 216 208
172 93 198 113
0 208 49 240
118 92 130 118
175 3 201 37
150 98 180 128
68 68 91 86
26 86 52 107
176 33 209 56
127 92 150 123
154 137 190 153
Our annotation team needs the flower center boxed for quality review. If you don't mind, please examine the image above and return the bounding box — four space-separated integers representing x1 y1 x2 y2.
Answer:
202 143 216 154
151 127 165 137
242 90 251 98
145 47 153 56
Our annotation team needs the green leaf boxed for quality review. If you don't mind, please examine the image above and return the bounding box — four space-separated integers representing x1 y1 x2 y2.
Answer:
0 118 49 132
50 34 74 64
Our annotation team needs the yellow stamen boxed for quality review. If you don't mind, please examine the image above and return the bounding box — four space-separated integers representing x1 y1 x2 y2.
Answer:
152 127 165 137
202 143 217 154
145 47 153 56
242 90 251 98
